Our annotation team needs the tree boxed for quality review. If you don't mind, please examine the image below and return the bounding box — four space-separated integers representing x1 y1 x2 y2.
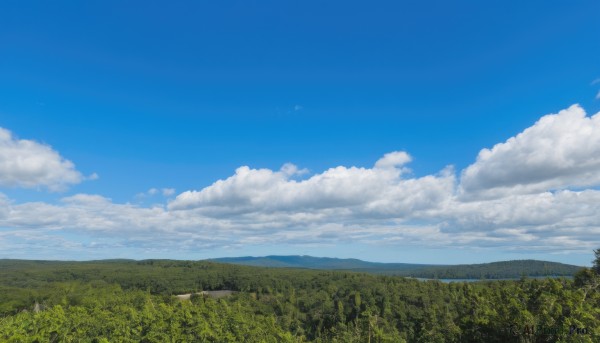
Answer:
593 248 600 274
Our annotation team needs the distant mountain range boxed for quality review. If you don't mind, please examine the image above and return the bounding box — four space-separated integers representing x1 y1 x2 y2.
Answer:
210 255 584 279
212 255 432 270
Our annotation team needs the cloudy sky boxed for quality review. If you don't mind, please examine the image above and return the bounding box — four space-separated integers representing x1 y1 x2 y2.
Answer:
1 1 599 265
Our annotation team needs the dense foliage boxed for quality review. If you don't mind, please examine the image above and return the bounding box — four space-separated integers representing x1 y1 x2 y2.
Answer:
396 260 582 280
0 258 598 342
212 256 582 279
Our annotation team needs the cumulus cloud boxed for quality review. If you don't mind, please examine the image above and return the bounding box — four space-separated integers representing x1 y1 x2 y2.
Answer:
61 194 112 206
374 151 412 169
2 188 598 255
168 152 452 218
2 105 600 257
460 105 600 199
0 127 86 191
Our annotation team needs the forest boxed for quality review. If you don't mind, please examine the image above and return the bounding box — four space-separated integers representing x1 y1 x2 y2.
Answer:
0 251 599 342
212 256 582 279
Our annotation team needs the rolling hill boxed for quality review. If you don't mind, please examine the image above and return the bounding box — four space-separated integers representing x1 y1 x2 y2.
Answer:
211 255 433 270
210 255 584 279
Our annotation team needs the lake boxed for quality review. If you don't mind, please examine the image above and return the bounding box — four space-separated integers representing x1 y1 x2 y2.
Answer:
413 276 573 283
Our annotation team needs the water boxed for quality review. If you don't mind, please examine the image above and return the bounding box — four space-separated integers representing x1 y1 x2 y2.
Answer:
413 276 573 283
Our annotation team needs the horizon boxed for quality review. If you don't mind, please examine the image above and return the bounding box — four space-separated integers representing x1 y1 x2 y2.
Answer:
1 1 600 266
0 254 588 267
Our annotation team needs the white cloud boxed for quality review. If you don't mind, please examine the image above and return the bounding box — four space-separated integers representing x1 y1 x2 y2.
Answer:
136 187 176 199
61 194 112 207
162 188 175 197
596 90 600 100
460 105 600 199
1 105 600 257
168 152 452 217
0 127 85 191
3 188 598 255
374 151 412 170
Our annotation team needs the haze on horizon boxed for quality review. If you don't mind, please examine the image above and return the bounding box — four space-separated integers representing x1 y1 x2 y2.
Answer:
1 1 599 265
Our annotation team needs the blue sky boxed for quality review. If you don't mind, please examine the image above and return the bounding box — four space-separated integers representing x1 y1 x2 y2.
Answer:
1 1 599 265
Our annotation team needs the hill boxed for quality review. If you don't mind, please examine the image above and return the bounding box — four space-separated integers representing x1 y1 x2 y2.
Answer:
210 255 583 279
211 255 432 271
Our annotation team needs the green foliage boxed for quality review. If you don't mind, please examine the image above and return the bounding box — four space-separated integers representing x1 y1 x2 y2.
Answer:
399 260 583 279
212 256 584 279
0 259 598 342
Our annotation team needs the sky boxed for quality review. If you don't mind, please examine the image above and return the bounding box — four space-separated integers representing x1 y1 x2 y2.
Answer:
1 1 600 265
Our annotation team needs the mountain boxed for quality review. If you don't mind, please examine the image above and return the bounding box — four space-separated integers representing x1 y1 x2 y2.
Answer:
210 255 434 271
210 255 584 279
